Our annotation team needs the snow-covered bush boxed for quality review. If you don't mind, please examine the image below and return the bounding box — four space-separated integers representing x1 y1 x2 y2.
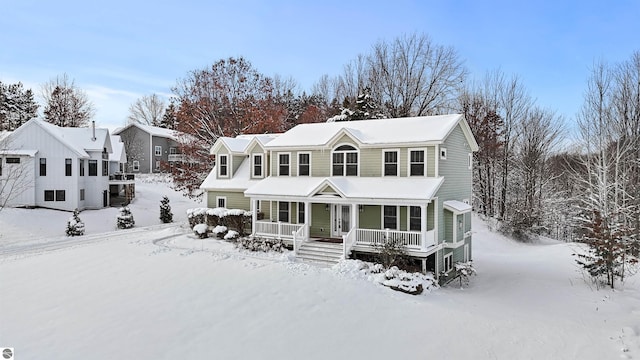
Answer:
373 236 410 269
212 225 227 239
373 266 437 295
66 209 85 237
116 206 135 229
224 230 239 241
193 223 208 239
236 237 283 252
187 208 207 228
186 207 252 235
453 261 477 288
159 195 173 223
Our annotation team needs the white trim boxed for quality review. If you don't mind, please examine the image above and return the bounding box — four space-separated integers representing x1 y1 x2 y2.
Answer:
154 145 162 156
218 154 229 178
440 147 447 160
331 143 359 176
132 160 140 172
278 201 290 222
277 152 291 176
444 252 453 273
297 151 311 176
408 148 427 177
216 196 227 208
407 205 422 232
381 205 400 230
381 148 400 177
252 153 264 178
468 153 473 170
464 243 469 262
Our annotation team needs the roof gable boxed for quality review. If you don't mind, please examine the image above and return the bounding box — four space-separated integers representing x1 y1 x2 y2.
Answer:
113 123 179 141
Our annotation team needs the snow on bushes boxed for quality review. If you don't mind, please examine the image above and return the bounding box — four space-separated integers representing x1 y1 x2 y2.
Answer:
236 237 283 252
116 206 135 229
66 209 85 237
186 207 251 238
193 224 208 239
224 230 239 240
333 260 438 295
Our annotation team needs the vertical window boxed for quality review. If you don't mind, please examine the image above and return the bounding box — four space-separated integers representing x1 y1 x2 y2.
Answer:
253 154 263 178
216 196 226 208
440 148 447 160
80 189 85 201
55 190 65 201
155 146 162 156
332 145 358 176
102 160 108 176
298 202 305 224
298 153 310 176
468 153 473 169
65 158 72 176
218 155 228 177
40 158 46 176
409 150 425 176
89 160 98 176
44 190 54 201
132 160 140 171
444 253 453 273
278 153 290 176
409 206 421 231
383 206 397 230
383 150 398 176
278 202 289 222
79 159 85 176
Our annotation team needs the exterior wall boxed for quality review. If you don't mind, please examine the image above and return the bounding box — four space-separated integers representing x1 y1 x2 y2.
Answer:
0 155 36 207
118 126 151 173
231 155 245 175
151 136 177 173
81 150 110 210
358 205 381 229
309 202 330 237
206 190 250 210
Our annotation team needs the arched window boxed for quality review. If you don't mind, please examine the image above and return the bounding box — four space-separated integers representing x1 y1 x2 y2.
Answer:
332 144 358 176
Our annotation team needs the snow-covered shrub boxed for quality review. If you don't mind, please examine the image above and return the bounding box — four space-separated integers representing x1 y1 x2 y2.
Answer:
187 208 207 228
224 230 239 241
116 206 135 229
453 261 477 288
193 223 208 239
159 195 173 223
66 208 85 237
224 210 252 236
373 236 410 269
236 237 283 252
373 266 437 295
212 225 228 239
186 207 252 235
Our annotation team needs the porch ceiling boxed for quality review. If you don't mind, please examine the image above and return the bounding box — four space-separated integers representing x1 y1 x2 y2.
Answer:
245 176 444 201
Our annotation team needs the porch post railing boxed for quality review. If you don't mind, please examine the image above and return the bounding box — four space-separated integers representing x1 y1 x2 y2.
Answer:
420 204 427 250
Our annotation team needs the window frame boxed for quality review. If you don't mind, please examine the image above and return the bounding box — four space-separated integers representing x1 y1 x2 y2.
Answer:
332 144 359 176
409 206 421 231
278 153 291 176
278 201 290 222
55 190 65 202
6 157 20 164
382 205 398 230
80 188 85 201
65 158 72 176
297 152 311 176
444 252 453 273
154 145 162 156
252 153 264 178
218 154 229 178
79 159 85 176
132 160 140 172
102 160 108 176
440 148 447 160
216 196 227 209
468 153 473 170
382 149 399 177
44 190 54 202
88 160 98 176
408 148 426 176
39 158 46 176
298 202 305 224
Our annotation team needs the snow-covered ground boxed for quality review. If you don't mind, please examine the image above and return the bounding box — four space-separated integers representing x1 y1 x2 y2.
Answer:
1 177 639 359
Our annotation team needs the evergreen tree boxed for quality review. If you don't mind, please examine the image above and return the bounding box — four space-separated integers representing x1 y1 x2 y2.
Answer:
0 81 39 131
116 206 135 229
160 102 178 129
159 196 173 223
66 209 85 236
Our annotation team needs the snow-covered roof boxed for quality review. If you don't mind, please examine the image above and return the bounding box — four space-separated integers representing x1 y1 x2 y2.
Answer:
443 200 472 213
0 149 38 156
245 176 444 202
213 133 280 154
33 119 112 158
109 135 126 163
265 114 478 150
113 123 180 141
199 159 261 191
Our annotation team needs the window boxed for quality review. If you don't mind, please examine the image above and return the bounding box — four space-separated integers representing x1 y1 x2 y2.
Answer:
55 190 65 201
444 253 453 273
39 158 46 176
409 206 421 231
383 206 397 230
169 147 177 154
278 153 290 176
278 202 289 222
298 202 305 223
6 157 20 164
44 190 54 201
253 154 263 178
216 196 226 208
468 153 473 169
440 148 447 160
89 160 98 176
383 150 398 176
102 160 108 176
298 153 310 176
218 155 228 177
65 158 72 176
79 159 85 176
80 189 85 201
332 145 358 176
155 146 162 156
132 160 140 172
409 150 425 176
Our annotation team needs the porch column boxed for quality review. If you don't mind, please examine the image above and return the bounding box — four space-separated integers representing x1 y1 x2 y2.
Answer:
304 201 310 238
251 198 258 236
420 204 427 250
351 203 357 232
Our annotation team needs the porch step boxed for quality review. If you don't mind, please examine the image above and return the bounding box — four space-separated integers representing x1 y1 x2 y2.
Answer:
297 241 343 266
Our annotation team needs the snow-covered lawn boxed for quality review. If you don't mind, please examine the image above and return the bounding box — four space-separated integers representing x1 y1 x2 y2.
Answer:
1 177 639 359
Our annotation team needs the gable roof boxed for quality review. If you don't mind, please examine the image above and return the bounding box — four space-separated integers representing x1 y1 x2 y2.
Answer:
211 133 280 155
265 114 478 150
113 123 180 141
199 158 260 191
109 135 126 163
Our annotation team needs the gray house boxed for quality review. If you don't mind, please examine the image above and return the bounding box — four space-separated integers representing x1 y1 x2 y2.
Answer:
200 114 479 275
113 123 183 173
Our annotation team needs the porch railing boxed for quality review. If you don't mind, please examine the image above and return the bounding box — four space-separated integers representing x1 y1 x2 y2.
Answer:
255 220 303 241
342 228 357 259
355 229 435 250
293 224 308 255
168 154 185 162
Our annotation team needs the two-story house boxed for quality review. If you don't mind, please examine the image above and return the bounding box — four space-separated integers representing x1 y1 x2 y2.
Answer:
200 114 478 275
112 123 183 173
1 119 114 211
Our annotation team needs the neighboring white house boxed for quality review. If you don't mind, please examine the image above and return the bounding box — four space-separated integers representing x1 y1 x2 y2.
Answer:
109 135 127 174
200 114 479 275
0 119 113 211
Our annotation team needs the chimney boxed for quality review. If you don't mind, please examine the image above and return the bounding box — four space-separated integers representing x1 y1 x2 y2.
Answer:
91 120 96 141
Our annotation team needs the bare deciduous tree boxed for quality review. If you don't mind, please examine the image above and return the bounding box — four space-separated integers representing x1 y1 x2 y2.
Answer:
127 94 166 126
41 73 94 127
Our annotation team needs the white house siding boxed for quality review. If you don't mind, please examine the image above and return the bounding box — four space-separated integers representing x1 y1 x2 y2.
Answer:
1 155 35 207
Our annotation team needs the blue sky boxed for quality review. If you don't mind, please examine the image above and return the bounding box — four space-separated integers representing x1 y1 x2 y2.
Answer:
1 0 638 131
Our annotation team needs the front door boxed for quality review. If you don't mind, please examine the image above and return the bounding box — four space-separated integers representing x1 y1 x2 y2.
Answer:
332 204 351 238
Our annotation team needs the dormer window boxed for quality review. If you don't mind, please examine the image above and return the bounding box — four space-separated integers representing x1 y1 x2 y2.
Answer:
218 154 228 177
252 154 263 178
332 144 358 176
